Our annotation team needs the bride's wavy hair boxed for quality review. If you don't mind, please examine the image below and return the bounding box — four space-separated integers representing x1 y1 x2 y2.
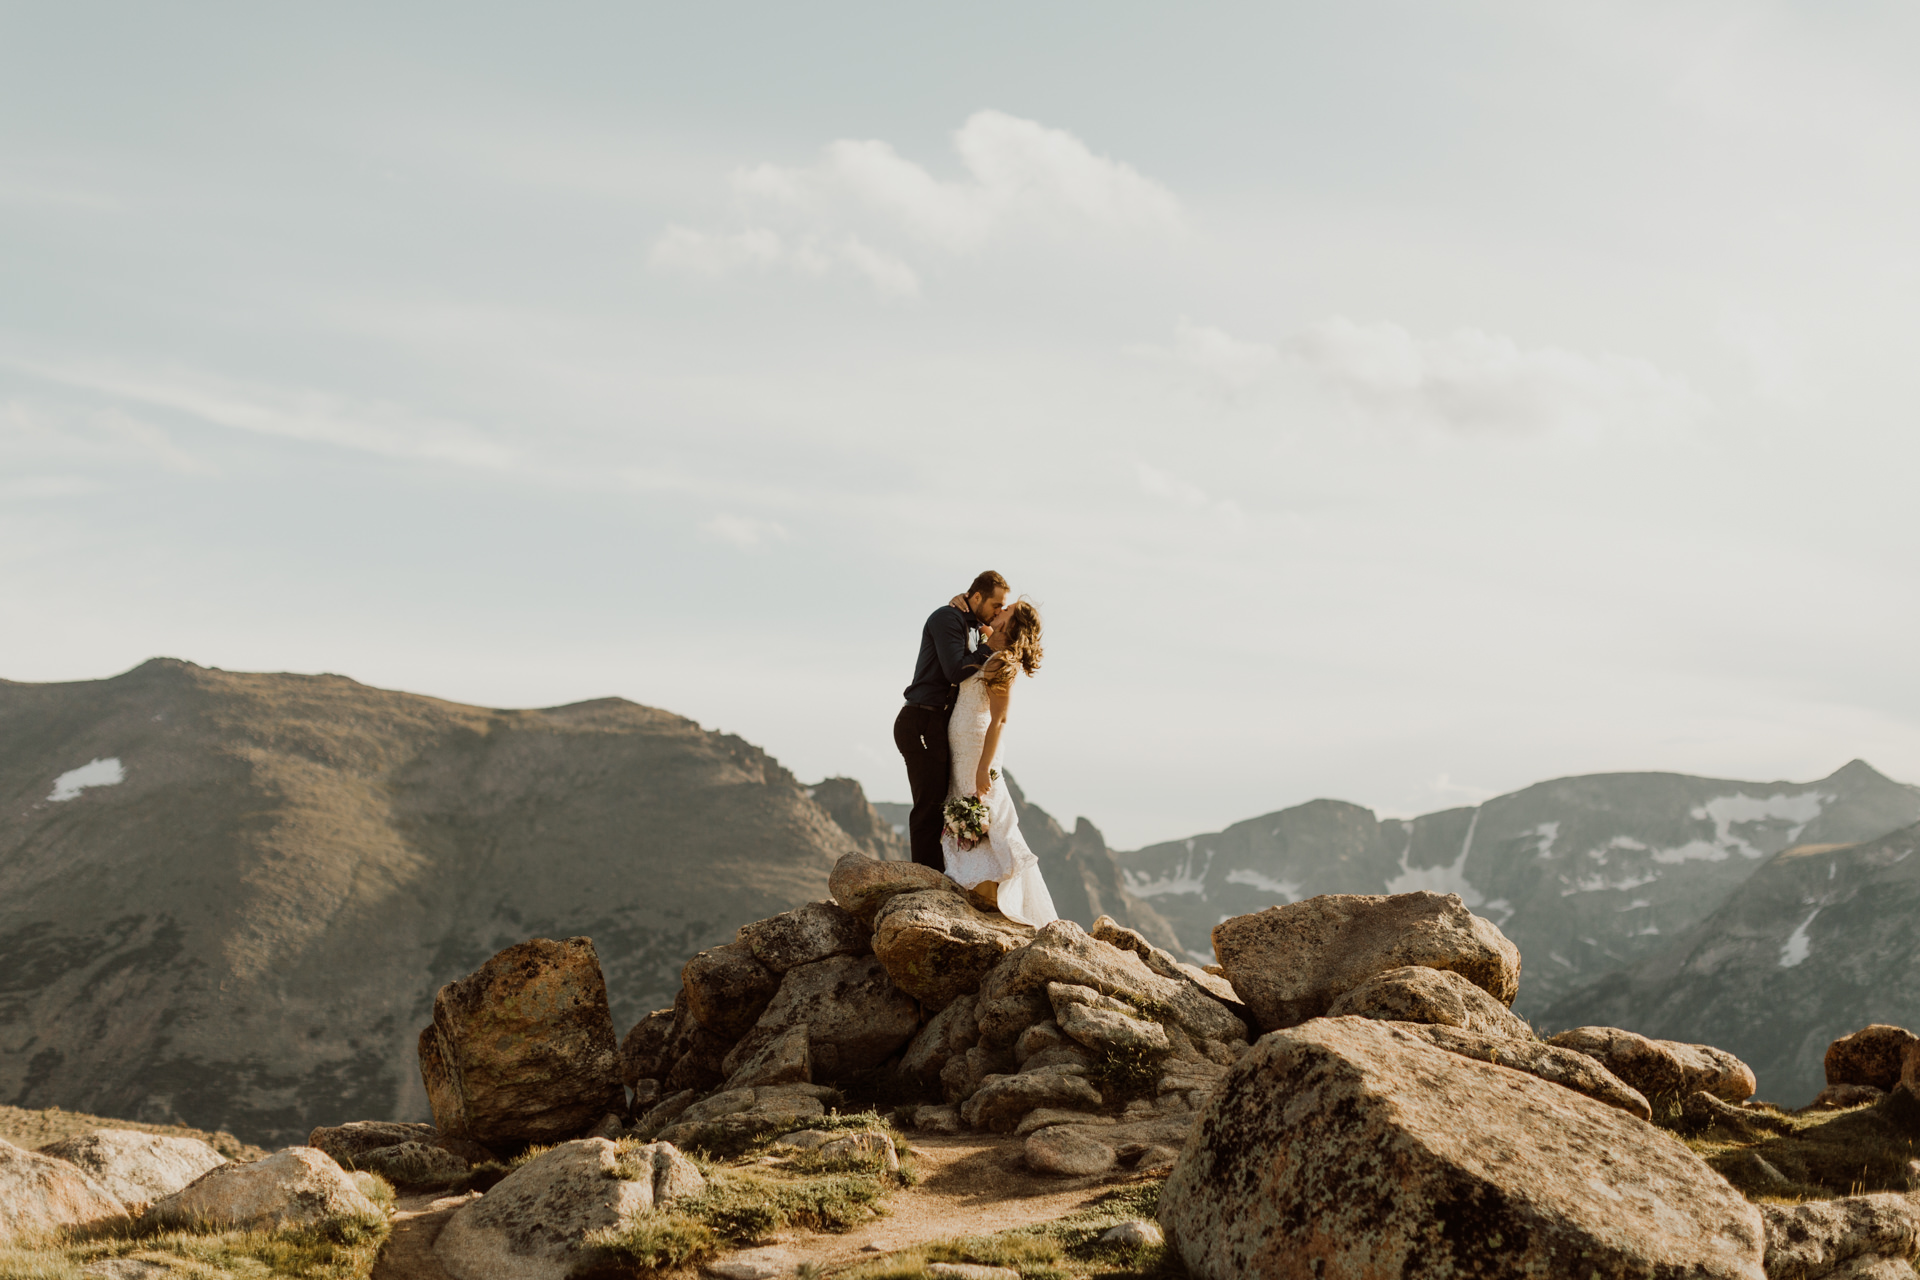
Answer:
983 598 1044 690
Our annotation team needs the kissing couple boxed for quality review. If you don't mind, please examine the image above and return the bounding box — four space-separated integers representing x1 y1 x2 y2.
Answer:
892 570 1057 928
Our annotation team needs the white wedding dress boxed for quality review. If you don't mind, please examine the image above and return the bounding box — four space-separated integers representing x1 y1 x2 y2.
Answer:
940 667 1058 927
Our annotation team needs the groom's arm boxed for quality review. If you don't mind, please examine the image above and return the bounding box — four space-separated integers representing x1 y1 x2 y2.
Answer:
929 607 988 687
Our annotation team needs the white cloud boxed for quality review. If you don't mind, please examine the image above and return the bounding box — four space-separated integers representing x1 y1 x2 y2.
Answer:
1290 318 1709 437
701 513 790 550
9 357 516 468
655 109 1179 295
1132 316 1278 391
648 226 919 297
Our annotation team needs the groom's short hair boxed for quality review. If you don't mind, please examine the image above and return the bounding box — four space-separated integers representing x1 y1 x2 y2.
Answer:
967 570 1009 599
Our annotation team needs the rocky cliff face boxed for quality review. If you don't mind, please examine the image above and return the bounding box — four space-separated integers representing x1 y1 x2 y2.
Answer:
1543 819 1920 1105
0 659 864 1146
1114 762 1920 1018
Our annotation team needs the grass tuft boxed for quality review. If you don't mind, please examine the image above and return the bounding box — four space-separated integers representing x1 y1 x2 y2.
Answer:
0 1215 392 1280
586 1211 718 1271
1086 1045 1163 1101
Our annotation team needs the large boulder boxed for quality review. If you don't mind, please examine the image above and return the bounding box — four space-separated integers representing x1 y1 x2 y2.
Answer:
680 941 781 1039
1212 891 1521 1033
1050 985 1171 1058
720 952 920 1083
872 889 1032 1011
1325 964 1533 1040
146 1147 382 1233
307 1120 434 1163
737 900 871 973
723 1024 811 1090
0 1137 126 1240
960 1066 1103 1132
1159 1017 1766 1280
356 1142 469 1185
419 936 628 1147
435 1138 704 1280
1825 1025 1920 1092
617 1007 677 1088
654 990 737 1094
1394 1021 1651 1119
35 1130 226 1211
1548 1026 1757 1103
828 852 953 925
654 1084 835 1151
1090 915 1245 1009
1760 1193 1920 1280
979 920 1248 1048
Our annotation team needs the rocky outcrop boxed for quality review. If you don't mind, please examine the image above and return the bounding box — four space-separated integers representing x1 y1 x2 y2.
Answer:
1548 1025 1757 1102
307 1120 439 1165
145 1146 382 1233
721 953 920 1082
1760 1193 1920 1280
1213 891 1521 1032
355 1141 469 1185
826 854 953 926
1158 1017 1767 1280
1394 1022 1652 1118
435 1138 704 1280
737 901 871 974
680 942 782 1040
1825 1025 1920 1091
1324 964 1533 1039
653 1084 835 1150
873 890 1033 1011
419 937 628 1149
34 1129 225 1211
0 1137 126 1240
723 1024 811 1091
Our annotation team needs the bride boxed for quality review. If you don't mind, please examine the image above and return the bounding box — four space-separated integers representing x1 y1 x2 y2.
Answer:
940 598 1058 927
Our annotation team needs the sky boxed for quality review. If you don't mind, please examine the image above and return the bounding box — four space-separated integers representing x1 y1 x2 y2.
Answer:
4 2 1919 848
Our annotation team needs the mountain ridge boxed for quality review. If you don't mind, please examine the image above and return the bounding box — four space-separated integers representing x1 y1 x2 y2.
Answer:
1113 760 1920 1018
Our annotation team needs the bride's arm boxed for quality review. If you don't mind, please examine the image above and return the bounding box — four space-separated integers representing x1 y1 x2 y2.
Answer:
975 667 1013 796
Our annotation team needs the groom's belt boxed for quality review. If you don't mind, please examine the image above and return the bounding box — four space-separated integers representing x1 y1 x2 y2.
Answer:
903 701 952 713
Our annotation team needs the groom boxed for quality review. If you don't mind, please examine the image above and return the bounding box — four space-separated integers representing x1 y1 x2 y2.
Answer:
895 570 1010 868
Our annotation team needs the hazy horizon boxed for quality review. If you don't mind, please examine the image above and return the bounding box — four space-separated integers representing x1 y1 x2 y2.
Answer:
7 4 1920 847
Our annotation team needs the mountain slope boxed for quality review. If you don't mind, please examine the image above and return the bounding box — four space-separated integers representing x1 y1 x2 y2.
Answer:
1115 762 1920 1017
1541 819 1920 1104
0 659 860 1145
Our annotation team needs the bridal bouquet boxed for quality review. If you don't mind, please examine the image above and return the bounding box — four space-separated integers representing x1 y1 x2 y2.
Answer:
943 794 992 851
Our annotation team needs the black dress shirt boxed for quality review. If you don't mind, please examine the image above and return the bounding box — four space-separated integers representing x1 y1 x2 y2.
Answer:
901 604 990 707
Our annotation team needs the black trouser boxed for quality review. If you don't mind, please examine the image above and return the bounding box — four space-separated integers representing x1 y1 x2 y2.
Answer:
893 703 953 868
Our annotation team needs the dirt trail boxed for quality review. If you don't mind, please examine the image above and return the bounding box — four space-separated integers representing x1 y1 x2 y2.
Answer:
371 1134 1123 1278
771 1131 1125 1268
369 1192 475 1280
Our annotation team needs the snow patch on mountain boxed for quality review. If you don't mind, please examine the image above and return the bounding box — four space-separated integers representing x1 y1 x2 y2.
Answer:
1652 791 1832 863
1384 809 1486 907
1123 842 1214 898
1223 867 1303 901
47 757 124 802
